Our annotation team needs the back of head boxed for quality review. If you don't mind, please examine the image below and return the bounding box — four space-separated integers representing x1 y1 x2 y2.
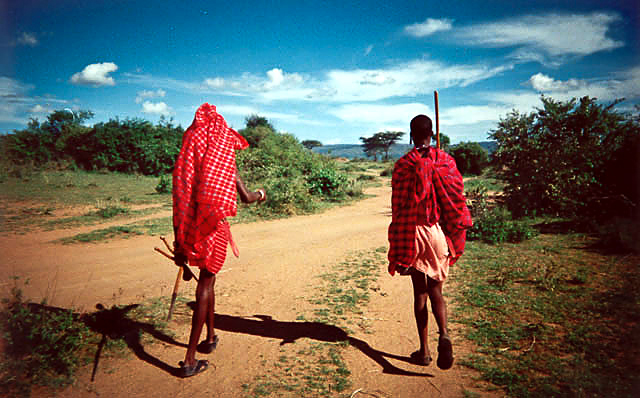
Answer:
410 115 433 145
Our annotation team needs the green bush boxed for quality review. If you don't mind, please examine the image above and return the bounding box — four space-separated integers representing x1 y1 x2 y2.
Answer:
1 281 91 392
467 186 537 244
490 96 639 219
155 175 171 194
3 111 184 176
306 167 348 198
450 142 489 176
237 119 351 214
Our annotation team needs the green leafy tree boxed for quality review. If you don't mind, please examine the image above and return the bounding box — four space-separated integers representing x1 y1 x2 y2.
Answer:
301 139 322 150
490 96 639 219
360 131 404 161
245 114 274 130
450 142 489 176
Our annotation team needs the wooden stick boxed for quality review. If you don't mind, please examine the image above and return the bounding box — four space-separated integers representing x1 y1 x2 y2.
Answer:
154 247 174 261
434 90 440 149
160 235 174 254
167 267 183 321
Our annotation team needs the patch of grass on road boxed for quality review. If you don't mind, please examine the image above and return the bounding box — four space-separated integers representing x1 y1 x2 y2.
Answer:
450 229 640 397
243 248 386 398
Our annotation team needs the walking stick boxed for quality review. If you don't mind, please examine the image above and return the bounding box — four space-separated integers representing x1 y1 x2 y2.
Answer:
154 235 197 321
434 90 441 150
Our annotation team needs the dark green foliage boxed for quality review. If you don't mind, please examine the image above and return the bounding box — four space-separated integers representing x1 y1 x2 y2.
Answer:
1 280 91 394
360 131 405 161
450 142 489 176
307 167 348 197
490 96 640 219
245 114 274 130
301 139 323 150
467 186 537 244
3 111 183 176
155 175 171 194
237 120 351 215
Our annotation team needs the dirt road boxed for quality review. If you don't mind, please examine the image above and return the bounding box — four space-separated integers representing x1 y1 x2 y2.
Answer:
1 184 497 397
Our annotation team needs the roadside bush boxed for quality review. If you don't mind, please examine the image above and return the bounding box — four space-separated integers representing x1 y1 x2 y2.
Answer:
155 175 171 194
450 141 489 176
307 166 348 198
467 186 537 244
1 280 91 393
491 96 640 219
237 119 351 213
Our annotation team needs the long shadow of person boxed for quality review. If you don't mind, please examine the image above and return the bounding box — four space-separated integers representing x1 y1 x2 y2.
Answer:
212 312 433 377
82 303 187 379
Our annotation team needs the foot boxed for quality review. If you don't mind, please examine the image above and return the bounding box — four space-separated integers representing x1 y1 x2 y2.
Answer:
437 334 454 370
197 335 219 354
410 350 432 366
178 359 208 378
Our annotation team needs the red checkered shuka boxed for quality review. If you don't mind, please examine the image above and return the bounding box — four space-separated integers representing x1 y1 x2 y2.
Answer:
388 147 472 275
172 103 248 273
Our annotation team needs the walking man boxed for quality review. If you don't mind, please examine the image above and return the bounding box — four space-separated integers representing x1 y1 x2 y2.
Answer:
388 115 472 369
172 103 266 377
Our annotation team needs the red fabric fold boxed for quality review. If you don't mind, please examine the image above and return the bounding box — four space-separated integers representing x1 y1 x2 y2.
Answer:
172 103 248 273
388 147 472 275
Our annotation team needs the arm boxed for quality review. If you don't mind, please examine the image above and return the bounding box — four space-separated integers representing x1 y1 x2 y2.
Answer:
236 173 266 204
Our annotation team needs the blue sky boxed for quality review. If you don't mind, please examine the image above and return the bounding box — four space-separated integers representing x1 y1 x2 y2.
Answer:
2 0 638 144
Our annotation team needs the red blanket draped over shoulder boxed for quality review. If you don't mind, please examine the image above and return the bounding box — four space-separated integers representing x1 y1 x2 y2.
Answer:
172 103 248 271
388 147 472 274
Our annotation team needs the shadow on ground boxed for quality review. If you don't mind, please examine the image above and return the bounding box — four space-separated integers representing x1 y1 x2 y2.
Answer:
213 312 433 377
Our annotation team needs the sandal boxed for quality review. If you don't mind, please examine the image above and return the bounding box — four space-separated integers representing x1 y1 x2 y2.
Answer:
178 359 208 378
410 350 432 366
197 335 219 354
437 335 454 370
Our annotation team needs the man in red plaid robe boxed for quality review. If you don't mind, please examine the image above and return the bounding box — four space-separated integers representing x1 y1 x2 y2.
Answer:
172 103 266 377
388 114 472 370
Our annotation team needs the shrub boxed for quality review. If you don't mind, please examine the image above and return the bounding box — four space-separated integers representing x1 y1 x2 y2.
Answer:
1 280 91 392
490 96 640 219
155 175 171 194
450 142 489 176
306 167 348 198
467 186 537 244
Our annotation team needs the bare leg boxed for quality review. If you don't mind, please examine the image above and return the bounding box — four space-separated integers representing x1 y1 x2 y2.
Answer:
410 270 431 359
183 269 216 367
204 272 216 343
426 276 448 336
426 275 454 369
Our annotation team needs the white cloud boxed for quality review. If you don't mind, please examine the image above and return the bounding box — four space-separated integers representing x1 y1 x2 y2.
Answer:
29 104 50 114
319 60 510 102
135 89 166 103
141 101 173 116
528 73 584 92
440 105 514 126
130 60 509 104
17 32 38 46
0 77 68 127
70 62 118 87
404 18 453 37
329 102 429 129
457 12 623 60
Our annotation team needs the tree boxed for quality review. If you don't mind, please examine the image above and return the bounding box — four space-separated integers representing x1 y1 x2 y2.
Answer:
245 114 274 130
490 95 639 219
360 131 405 161
301 140 322 150
450 142 489 176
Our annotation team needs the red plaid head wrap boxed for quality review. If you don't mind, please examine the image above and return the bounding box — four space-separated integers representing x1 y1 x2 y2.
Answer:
172 103 248 254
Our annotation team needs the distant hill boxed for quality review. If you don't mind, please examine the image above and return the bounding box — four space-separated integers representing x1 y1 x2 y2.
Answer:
312 141 497 160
